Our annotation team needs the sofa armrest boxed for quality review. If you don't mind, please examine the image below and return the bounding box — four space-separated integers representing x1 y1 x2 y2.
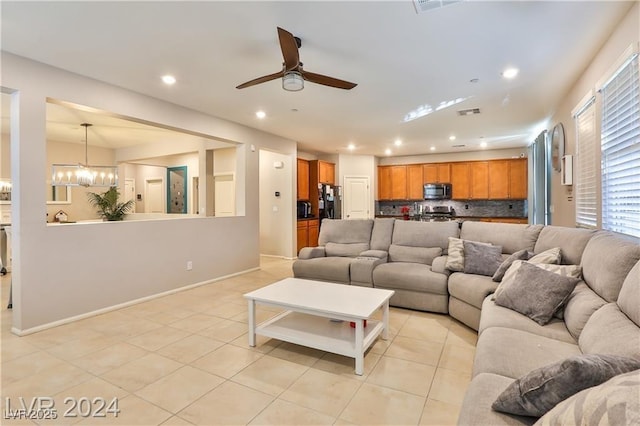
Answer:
358 249 388 260
298 247 326 260
351 255 388 287
431 255 450 275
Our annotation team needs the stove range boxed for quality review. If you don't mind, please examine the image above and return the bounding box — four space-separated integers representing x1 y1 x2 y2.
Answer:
419 205 455 221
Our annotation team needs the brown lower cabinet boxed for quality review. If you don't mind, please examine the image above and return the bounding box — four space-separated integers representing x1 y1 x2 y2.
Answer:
480 217 528 224
297 219 319 254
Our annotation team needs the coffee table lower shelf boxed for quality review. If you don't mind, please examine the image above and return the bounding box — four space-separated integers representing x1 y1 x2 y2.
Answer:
255 311 383 373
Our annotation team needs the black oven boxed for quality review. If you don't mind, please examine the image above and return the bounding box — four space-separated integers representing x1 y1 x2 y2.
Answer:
423 183 452 200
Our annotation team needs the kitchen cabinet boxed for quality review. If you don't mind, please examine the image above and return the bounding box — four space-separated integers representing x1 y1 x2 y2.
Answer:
470 162 489 199
450 163 470 199
378 166 392 200
297 219 319 254
423 163 451 183
318 161 335 184
509 159 528 199
407 164 423 200
390 166 408 200
480 217 528 224
488 160 510 199
297 158 310 200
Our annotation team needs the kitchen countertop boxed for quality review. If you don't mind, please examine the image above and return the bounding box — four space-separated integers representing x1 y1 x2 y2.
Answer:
374 214 527 220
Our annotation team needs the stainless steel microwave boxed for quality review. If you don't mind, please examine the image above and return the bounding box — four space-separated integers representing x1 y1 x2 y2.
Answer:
424 183 452 200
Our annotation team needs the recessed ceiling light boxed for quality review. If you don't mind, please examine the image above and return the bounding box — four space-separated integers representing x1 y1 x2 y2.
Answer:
394 139 402 146
385 148 392 155
347 143 355 151
161 75 176 85
256 111 266 119
502 68 519 79
430 146 436 151
449 135 456 141
480 141 488 148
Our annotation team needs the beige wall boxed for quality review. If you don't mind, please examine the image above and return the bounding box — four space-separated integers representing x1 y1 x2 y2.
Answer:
1 131 9 179
548 3 639 227
3 52 297 333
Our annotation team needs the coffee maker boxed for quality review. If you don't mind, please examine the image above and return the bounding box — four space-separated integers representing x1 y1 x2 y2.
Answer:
297 201 312 218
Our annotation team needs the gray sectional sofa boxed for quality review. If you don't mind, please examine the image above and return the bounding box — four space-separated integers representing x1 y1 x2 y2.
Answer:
293 218 640 424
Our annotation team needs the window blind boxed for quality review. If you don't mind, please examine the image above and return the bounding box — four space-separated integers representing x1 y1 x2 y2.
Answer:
600 53 640 238
574 98 597 228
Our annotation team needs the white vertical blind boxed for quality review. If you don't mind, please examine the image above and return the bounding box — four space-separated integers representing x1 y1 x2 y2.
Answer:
574 98 597 228
600 53 640 237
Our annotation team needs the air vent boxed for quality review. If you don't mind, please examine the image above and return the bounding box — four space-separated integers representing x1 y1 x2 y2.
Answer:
413 0 463 14
457 108 480 116
452 144 466 148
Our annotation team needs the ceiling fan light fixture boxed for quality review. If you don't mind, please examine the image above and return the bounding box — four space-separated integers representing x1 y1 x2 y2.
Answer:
282 71 304 92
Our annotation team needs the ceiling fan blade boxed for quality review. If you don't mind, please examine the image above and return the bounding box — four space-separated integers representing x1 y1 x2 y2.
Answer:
236 71 283 89
302 70 357 90
277 27 300 71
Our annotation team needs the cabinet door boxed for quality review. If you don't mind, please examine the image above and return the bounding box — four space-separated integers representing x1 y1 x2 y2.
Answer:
318 161 335 184
407 165 423 200
308 220 319 247
390 166 408 200
423 164 438 183
327 163 336 185
470 162 489 199
297 221 309 254
437 163 451 183
297 159 310 200
509 159 528 199
378 166 392 200
451 163 470 199
488 160 510 199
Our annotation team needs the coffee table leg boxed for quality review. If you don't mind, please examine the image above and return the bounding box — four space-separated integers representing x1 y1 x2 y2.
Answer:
248 299 256 347
355 320 364 375
382 300 389 340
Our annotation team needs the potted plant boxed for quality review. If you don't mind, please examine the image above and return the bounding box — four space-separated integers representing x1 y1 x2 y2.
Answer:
87 187 134 221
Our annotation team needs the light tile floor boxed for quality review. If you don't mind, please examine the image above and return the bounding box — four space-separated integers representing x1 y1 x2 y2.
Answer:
1 257 477 425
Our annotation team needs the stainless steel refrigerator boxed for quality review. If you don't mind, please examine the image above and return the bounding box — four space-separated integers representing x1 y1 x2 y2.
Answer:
318 184 341 220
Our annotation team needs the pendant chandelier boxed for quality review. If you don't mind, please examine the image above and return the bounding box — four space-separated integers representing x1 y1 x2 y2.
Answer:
51 123 119 187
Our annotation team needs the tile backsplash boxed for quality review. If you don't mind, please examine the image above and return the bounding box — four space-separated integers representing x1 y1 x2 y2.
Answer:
376 199 527 218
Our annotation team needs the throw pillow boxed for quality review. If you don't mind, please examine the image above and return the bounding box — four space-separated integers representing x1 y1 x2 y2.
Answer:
535 369 640 425
445 237 464 271
463 240 503 276
494 262 579 325
492 249 529 282
492 354 640 418
529 247 562 264
493 261 580 301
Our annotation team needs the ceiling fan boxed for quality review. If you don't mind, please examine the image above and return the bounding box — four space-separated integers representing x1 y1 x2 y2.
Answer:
236 27 357 91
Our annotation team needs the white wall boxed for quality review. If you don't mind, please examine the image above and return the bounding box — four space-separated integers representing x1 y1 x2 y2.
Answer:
259 149 294 258
3 52 297 333
548 3 639 227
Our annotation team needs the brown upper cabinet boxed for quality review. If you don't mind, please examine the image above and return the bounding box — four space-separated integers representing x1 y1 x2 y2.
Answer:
509 159 528 199
423 163 451 183
390 166 408 200
488 160 510 199
297 158 310 200
318 161 335 184
378 166 392 200
450 163 471 199
407 165 423 200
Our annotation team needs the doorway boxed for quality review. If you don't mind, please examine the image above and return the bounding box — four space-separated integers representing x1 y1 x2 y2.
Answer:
214 173 235 216
145 178 164 213
343 176 370 219
167 166 187 214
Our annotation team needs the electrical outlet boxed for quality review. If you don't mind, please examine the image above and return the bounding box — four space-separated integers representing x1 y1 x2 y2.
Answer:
465 204 469 209
187 261 193 271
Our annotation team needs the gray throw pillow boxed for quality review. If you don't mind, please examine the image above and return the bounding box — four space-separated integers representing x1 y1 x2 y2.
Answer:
492 249 530 282
492 354 640 418
463 240 503 276
494 262 579 325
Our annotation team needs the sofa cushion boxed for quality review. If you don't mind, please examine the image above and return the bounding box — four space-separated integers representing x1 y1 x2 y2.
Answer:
291 257 353 284
464 240 503 276
458 374 536 426
479 297 575 344
392 220 459 251
388 244 442 265
562 281 607 341
534 370 640 426
528 247 561 264
317 219 373 246
492 354 640 417
579 303 640 359
448 273 498 309
325 242 369 257
460 221 543 254
533 226 595 265
370 217 395 251
373 262 448 294
492 249 530 282
494 262 579 326
617 260 640 326
580 232 640 302
473 327 581 379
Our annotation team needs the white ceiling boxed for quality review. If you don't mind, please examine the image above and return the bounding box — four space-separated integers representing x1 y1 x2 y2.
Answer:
0 1 632 156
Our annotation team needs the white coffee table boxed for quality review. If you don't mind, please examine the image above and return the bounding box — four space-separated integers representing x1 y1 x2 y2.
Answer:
244 278 394 375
